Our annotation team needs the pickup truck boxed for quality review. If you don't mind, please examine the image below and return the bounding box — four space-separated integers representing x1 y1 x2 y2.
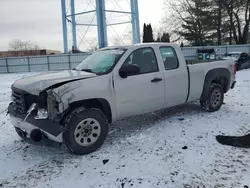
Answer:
8 43 236 155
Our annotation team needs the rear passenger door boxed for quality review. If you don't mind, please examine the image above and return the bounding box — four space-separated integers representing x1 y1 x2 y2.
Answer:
159 46 189 108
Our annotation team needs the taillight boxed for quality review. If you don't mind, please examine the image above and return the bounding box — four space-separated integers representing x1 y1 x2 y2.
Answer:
234 63 236 76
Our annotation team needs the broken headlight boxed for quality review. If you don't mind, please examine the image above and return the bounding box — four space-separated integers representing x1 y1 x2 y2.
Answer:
35 108 48 120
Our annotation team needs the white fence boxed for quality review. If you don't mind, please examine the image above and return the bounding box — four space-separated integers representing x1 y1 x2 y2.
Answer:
1 44 250 73
0 53 91 73
183 44 250 60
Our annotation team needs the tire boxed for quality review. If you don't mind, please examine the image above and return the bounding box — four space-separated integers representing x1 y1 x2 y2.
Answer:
200 83 224 112
63 107 109 155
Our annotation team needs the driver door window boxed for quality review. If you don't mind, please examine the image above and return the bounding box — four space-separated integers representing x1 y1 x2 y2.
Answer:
122 47 159 75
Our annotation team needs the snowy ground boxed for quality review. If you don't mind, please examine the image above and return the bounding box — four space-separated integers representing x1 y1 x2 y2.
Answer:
0 70 250 188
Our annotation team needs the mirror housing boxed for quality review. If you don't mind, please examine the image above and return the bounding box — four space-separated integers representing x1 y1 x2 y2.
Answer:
119 64 140 78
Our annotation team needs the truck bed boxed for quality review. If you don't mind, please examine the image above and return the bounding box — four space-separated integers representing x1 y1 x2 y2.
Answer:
186 59 226 65
186 60 235 102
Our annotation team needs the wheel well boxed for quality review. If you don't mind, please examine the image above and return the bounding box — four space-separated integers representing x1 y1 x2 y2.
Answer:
201 68 230 101
61 99 112 124
211 76 229 93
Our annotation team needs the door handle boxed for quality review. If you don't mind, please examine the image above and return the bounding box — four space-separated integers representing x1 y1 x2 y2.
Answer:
151 77 163 83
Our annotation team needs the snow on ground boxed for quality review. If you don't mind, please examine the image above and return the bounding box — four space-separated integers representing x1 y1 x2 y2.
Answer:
0 70 250 188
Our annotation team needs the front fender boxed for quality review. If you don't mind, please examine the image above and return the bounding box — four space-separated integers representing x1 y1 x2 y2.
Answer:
51 74 117 122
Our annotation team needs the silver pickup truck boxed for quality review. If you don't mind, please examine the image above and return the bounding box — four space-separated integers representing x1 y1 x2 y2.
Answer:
8 43 236 155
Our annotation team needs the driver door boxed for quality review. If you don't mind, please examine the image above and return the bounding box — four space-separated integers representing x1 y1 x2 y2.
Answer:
114 47 165 119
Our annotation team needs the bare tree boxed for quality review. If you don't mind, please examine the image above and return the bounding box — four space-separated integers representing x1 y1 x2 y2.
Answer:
9 39 40 51
223 0 250 44
165 0 250 45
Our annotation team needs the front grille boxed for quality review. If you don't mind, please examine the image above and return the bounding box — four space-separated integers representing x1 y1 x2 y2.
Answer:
12 89 26 114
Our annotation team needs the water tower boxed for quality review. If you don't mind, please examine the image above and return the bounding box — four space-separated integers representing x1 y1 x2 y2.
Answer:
61 0 140 53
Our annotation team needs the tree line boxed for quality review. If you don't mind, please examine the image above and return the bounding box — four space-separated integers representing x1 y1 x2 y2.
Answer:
142 23 172 44
165 0 250 46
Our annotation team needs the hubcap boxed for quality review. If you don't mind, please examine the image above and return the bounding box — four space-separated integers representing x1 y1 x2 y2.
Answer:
211 89 221 108
74 118 101 147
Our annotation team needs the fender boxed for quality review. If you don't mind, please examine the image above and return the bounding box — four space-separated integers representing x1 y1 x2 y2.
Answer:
201 68 231 100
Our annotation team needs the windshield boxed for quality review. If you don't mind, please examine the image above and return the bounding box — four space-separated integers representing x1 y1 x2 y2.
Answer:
75 49 126 74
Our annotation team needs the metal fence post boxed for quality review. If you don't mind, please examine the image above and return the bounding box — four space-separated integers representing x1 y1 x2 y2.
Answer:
68 54 71 70
6 58 9 73
27 57 31 72
47 56 50 71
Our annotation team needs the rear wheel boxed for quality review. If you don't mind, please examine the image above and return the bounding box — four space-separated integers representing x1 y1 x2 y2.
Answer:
200 83 224 112
63 107 109 155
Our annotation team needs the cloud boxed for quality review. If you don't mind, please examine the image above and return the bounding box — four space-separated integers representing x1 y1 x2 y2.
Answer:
0 0 164 51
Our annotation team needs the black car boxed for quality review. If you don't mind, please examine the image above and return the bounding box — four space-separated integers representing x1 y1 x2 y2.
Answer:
222 52 250 70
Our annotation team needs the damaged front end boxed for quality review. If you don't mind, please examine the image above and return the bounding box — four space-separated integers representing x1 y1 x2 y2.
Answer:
8 86 67 143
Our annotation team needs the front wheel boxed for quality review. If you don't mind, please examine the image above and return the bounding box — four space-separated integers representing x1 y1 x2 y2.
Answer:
63 108 109 155
200 83 224 112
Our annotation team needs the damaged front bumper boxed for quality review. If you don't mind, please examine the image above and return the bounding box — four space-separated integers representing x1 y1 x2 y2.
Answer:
8 102 66 143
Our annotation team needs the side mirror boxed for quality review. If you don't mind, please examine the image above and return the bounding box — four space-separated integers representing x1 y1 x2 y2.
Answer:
119 64 140 78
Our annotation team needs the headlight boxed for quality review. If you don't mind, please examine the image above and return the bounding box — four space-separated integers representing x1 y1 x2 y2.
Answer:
35 108 48 120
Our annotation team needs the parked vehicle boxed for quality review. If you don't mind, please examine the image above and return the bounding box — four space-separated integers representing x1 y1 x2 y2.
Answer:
197 48 217 60
8 43 236 155
222 52 250 70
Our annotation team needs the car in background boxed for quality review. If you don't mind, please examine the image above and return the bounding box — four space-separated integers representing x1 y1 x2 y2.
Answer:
222 52 250 70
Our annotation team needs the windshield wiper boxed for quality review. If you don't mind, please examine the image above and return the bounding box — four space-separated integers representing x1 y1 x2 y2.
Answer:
81 69 94 73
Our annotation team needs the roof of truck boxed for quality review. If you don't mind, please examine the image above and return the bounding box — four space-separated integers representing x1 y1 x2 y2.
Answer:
101 43 179 50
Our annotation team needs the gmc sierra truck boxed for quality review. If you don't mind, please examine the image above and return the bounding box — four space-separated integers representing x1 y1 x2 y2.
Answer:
8 43 236 155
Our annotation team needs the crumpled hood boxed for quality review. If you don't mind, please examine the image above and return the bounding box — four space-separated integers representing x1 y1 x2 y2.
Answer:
12 70 97 95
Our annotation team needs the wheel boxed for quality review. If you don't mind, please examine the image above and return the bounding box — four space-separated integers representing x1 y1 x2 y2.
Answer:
200 83 224 112
63 107 109 155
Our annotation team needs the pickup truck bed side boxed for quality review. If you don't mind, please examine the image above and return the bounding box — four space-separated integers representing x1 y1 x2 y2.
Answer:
187 60 235 102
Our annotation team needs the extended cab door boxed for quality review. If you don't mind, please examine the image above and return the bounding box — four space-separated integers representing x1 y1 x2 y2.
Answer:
158 46 189 108
113 47 165 119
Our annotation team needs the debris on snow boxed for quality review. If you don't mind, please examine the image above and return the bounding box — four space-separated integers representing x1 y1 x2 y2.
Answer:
216 134 250 148
102 159 109 165
178 117 185 121
182 146 188 150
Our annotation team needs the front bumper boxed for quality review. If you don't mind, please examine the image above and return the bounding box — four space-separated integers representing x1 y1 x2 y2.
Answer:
231 81 236 89
8 103 65 143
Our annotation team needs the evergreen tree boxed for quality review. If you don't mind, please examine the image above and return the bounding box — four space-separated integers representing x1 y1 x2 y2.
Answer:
143 23 154 43
156 36 161 42
160 33 170 42
147 24 154 42
143 23 147 43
